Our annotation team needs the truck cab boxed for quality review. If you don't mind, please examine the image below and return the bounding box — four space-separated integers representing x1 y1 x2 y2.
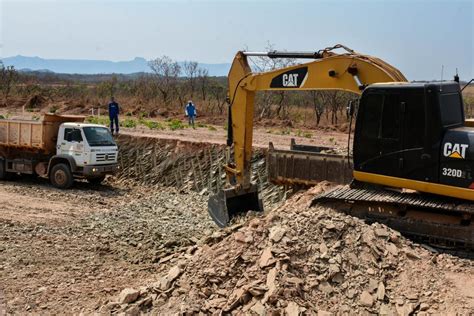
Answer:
57 123 119 180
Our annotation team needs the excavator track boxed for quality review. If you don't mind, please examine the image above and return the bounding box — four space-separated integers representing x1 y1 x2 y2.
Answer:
313 183 474 250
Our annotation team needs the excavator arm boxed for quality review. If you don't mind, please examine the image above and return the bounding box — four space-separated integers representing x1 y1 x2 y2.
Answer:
208 44 407 227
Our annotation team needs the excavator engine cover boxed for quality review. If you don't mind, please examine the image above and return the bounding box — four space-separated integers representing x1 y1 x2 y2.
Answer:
208 184 263 227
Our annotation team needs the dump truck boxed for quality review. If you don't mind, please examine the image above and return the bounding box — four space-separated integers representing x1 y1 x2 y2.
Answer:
0 114 119 188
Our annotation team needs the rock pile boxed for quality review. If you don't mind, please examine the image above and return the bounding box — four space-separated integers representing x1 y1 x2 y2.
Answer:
78 185 217 264
103 185 473 315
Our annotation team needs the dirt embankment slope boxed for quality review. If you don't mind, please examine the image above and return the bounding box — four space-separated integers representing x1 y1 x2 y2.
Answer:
104 185 474 315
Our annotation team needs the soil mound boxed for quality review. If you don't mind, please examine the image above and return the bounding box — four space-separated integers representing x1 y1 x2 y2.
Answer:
103 185 473 315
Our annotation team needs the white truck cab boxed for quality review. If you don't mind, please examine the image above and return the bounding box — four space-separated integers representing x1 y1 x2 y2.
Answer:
56 123 119 183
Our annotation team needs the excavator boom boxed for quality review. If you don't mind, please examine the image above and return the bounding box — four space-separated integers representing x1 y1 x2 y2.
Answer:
209 44 407 226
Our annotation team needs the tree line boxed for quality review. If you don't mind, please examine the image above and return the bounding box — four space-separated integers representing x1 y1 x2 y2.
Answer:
2 59 473 127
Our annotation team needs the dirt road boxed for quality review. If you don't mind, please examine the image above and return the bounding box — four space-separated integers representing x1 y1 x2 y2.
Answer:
0 109 349 151
122 124 348 151
0 177 217 314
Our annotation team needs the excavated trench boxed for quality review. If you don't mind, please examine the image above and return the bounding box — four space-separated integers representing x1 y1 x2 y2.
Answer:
114 134 288 207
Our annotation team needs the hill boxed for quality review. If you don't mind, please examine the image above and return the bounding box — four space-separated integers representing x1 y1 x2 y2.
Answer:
1 55 231 76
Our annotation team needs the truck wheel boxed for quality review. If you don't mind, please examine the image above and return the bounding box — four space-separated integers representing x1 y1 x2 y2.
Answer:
87 175 106 185
0 159 12 180
50 163 74 189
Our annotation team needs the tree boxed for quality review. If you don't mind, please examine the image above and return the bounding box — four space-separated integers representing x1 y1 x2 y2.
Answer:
97 74 118 99
249 42 296 119
133 74 158 103
315 90 355 125
183 61 198 98
0 62 19 106
308 91 326 126
197 68 209 101
148 56 181 106
209 79 227 114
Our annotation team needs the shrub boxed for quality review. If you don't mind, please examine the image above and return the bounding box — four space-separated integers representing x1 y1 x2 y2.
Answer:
167 119 185 130
49 105 59 114
86 116 109 125
121 118 137 128
143 120 165 130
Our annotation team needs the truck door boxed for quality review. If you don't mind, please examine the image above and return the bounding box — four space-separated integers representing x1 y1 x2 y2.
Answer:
59 128 86 166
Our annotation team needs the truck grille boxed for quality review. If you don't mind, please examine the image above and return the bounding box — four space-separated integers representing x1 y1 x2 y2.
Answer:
95 152 117 162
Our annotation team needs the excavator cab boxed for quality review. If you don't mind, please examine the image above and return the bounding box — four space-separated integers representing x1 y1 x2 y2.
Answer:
353 81 474 199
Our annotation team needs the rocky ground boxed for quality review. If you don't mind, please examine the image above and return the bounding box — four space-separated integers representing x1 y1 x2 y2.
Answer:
0 130 473 315
1 177 473 316
0 176 218 314
103 184 474 315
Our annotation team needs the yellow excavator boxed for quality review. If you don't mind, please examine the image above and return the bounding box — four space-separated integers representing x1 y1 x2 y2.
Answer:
208 44 473 248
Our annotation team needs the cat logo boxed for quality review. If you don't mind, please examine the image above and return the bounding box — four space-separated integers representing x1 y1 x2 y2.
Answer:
270 67 308 89
443 142 469 159
282 73 299 87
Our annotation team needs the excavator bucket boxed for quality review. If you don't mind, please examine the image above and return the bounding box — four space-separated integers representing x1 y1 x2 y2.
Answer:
208 184 263 227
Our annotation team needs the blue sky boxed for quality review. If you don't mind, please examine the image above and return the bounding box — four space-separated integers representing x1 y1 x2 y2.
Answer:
1 0 473 80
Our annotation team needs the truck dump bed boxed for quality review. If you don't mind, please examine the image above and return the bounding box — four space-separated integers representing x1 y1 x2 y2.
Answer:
0 114 84 154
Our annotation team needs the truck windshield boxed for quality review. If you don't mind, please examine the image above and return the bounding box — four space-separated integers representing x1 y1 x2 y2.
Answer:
83 127 116 147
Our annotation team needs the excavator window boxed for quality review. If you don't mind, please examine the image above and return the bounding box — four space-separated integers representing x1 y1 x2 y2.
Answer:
360 93 383 141
439 93 463 127
381 94 401 140
403 92 425 149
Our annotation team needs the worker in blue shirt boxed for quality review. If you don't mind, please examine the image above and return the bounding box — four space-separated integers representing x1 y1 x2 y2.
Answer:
108 97 120 135
185 100 197 128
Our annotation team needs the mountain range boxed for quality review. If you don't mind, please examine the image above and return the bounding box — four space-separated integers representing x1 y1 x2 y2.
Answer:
1 55 231 76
